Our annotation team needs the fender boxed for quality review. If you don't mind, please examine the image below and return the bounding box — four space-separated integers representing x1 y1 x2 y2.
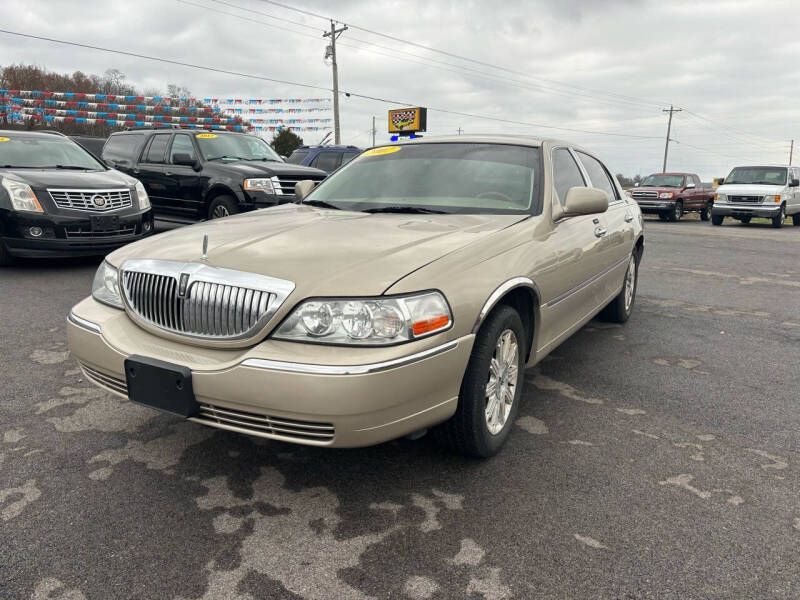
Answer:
471 276 541 334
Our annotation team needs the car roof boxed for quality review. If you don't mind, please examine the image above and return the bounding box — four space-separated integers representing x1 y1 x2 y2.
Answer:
729 164 792 168
296 145 361 150
391 134 552 148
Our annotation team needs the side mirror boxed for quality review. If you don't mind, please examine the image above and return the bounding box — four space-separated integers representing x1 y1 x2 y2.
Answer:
294 179 316 201
791 178 799 187
554 187 609 220
685 182 696 189
173 153 200 170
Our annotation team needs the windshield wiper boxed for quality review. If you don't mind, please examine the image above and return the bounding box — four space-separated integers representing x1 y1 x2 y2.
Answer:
363 206 446 214
54 165 94 170
208 155 246 161
301 199 344 210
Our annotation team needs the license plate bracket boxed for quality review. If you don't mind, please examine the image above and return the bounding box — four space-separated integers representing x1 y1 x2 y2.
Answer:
91 215 119 231
124 356 198 417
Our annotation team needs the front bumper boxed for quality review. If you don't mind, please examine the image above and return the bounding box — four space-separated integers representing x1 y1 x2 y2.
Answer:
1 208 155 258
711 203 781 218
67 297 473 448
635 200 674 213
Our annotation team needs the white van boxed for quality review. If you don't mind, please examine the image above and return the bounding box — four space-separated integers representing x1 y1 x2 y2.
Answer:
711 165 800 228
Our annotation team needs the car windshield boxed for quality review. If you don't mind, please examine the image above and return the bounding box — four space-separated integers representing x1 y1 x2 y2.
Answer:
641 174 684 188
0 135 104 170
725 166 787 185
305 143 540 214
196 134 283 162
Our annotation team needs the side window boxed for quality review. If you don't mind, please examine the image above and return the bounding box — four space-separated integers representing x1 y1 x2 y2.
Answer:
576 151 619 201
341 152 359 166
144 134 170 164
311 151 342 172
170 134 197 163
551 148 586 205
692 174 701 187
102 134 143 164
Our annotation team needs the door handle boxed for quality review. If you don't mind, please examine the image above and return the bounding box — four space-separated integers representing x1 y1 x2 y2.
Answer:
594 226 607 237
624 211 634 222
164 171 172 176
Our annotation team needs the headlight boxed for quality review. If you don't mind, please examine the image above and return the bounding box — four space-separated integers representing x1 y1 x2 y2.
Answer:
244 178 275 194
764 195 781 203
715 193 727 202
658 192 673 199
1 178 43 212
134 181 150 210
273 291 452 345
92 261 123 309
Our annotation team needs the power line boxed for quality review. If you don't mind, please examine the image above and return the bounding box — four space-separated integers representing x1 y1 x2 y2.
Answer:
0 28 664 140
682 108 783 144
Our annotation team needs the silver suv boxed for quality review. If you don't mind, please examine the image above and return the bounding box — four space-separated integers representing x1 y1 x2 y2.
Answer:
712 165 800 228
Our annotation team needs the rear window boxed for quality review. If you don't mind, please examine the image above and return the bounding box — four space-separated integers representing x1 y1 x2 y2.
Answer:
286 150 309 164
102 134 143 165
143 134 171 164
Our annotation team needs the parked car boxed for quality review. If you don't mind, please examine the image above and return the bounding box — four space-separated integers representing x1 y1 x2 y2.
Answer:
631 172 715 221
67 136 643 457
711 165 800 228
0 130 154 266
69 135 107 161
286 145 362 173
102 129 327 222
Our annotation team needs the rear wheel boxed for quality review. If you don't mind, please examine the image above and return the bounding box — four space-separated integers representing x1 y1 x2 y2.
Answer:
600 252 638 323
434 305 525 458
208 195 240 220
711 215 724 226
667 200 683 222
700 202 712 221
772 204 785 228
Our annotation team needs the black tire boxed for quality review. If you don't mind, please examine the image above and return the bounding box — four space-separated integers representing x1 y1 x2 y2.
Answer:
740 216 752 224
0 239 14 266
700 202 712 221
667 200 683 222
658 213 668 221
792 213 800 226
599 252 639 323
434 305 526 458
711 215 724 226
207 195 240 220
772 204 785 228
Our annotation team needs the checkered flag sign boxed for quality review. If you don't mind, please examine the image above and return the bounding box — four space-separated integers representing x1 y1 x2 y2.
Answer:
391 109 417 130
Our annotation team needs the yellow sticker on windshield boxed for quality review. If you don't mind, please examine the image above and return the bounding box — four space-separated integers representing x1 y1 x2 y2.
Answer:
196 133 217 139
0 137 9 142
362 146 401 157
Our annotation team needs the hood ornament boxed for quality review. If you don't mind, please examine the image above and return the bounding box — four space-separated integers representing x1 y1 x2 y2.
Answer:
201 234 208 261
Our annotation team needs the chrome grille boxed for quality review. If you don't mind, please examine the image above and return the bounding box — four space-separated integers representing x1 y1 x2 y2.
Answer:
80 363 128 396
119 259 295 342
191 403 335 442
49 188 133 211
729 195 763 203
632 190 658 199
271 174 326 196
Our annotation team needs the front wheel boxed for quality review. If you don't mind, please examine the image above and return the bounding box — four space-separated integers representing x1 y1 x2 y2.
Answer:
208 195 240 220
434 305 525 458
600 253 638 323
772 204 785 228
700 202 712 221
667 201 683 222
711 215 724 226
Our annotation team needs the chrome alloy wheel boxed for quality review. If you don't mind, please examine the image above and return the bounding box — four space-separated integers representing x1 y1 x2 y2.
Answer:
485 329 519 435
212 205 231 218
624 255 636 312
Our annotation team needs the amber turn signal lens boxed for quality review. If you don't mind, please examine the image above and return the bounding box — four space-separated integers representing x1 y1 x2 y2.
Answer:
412 315 450 336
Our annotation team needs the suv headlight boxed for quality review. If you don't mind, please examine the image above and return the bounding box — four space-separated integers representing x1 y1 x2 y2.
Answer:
715 193 727 202
1 178 43 212
659 192 674 199
273 291 452 345
134 181 150 210
244 178 275 194
92 261 123 309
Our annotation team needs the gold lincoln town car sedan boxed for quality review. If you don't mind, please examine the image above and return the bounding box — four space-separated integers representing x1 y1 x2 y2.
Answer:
67 136 644 457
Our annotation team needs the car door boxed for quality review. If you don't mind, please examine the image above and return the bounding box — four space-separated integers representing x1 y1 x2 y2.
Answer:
535 147 609 349
790 168 800 213
575 151 635 302
165 133 206 218
310 151 342 174
136 133 175 215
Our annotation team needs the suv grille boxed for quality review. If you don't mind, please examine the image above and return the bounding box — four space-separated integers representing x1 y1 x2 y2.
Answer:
49 188 133 211
631 190 658 199
119 260 295 342
728 195 763 203
271 174 327 196
65 225 137 238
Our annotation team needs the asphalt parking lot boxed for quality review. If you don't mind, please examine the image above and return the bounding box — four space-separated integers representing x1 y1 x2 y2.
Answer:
2 218 799 600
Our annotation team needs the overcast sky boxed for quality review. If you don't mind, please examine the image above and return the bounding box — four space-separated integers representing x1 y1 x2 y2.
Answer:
2 0 798 179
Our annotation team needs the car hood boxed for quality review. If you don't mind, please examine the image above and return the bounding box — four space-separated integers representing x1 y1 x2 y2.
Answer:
218 161 326 178
107 204 527 297
715 183 786 195
632 186 679 193
0 167 135 189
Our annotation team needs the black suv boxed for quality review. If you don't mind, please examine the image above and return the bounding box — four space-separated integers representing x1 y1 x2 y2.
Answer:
0 130 154 265
102 129 327 222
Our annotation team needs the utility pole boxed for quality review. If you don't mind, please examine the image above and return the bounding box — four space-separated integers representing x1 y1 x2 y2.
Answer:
371 116 376 146
790 139 794 165
323 20 348 145
662 105 681 172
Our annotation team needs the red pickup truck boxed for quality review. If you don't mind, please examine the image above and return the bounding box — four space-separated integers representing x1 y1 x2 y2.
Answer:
630 172 715 221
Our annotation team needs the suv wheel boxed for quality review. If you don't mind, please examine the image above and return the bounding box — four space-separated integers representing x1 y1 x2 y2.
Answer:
208 195 240 220
668 200 683 222
700 202 712 221
772 204 785 228
711 215 724 226
600 252 639 323
434 305 525 458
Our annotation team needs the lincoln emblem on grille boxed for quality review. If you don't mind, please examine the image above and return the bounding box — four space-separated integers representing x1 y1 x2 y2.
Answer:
178 273 190 297
91 194 107 207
